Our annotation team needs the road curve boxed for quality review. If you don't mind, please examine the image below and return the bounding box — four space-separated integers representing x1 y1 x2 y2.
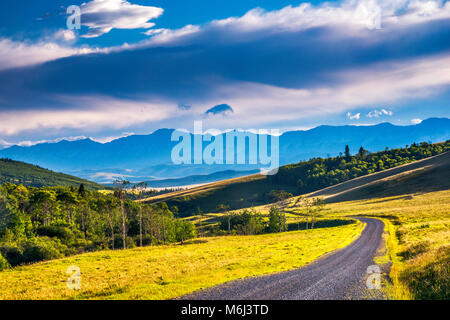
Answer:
183 217 386 300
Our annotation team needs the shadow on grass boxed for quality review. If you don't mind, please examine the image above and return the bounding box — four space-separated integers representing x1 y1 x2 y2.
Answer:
286 218 356 231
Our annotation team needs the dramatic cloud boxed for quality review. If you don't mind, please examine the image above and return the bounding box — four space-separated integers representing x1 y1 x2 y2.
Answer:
79 0 164 38
0 0 449 140
0 38 103 71
205 104 234 116
0 96 176 135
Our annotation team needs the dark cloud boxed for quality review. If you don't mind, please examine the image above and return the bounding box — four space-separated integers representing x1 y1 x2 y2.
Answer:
205 104 233 115
0 13 449 111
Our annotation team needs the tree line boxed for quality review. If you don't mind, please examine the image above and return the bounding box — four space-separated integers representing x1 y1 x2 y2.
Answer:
271 141 450 194
0 181 197 269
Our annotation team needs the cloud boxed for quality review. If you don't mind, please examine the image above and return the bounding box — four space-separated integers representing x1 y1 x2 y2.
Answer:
0 38 103 71
79 0 164 38
411 118 423 124
205 104 234 116
347 112 361 120
0 138 12 149
0 96 176 135
16 136 88 147
0 0 449 137
367 108 394 118
177 103 192 111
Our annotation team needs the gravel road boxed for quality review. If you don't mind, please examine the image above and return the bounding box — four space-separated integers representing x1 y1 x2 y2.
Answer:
184 217 387 300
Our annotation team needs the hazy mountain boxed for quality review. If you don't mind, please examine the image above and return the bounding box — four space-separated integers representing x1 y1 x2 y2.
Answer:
0 118 449 183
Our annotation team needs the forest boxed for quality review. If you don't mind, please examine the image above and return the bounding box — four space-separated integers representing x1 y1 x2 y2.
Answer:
271 141 450 194
0 183 197 270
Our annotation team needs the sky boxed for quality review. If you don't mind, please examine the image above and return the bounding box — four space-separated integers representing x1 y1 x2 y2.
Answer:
0 0 449 147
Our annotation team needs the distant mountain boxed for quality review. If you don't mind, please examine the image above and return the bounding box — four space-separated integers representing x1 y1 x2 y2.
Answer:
0 118 449 183
140 169 260 188
0 158 106 190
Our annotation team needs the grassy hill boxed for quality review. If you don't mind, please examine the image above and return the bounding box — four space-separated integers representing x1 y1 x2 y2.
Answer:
142 141 450 215
0 219 362 299
1 167 448 299
0 158 106 190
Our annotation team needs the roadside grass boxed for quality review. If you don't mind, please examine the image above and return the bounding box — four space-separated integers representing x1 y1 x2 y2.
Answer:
0 221 362 300
292 190 449 300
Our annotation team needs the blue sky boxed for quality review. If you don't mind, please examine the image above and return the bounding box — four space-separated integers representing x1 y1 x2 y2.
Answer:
0 0 449 147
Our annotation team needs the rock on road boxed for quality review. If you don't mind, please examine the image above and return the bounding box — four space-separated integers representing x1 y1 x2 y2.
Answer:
184 217 387 300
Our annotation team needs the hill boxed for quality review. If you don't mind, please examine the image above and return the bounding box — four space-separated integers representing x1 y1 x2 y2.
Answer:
0 118 448 182
0 158 106 190
142 141 450 215
306 151 450 203
141 169 260 188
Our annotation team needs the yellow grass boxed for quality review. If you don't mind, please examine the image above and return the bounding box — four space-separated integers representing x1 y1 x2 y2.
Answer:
0 221 362 300
286 190 450 299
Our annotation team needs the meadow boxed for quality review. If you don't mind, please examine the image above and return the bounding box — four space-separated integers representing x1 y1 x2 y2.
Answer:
288 190 450 299
0 220 362 300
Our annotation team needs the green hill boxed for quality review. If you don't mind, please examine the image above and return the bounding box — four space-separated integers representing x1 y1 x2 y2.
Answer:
143 141 450 215
0 158 106 190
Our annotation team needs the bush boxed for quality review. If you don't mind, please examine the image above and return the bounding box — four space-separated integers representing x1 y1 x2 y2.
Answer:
36 225 75 245
0 244 23 266
0 253 10 271
113 235 136 249
21 237 65 264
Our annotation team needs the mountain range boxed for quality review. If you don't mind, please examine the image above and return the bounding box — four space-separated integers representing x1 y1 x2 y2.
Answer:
0 118 449 184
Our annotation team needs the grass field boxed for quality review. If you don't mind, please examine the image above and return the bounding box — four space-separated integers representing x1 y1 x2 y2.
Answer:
282 190 450 299
0 220 362 300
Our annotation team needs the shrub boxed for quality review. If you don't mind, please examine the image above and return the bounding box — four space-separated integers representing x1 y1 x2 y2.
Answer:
36 225 75 245
113 235 136 249
0 253 10 271
21 237 65 264
0 244 23 266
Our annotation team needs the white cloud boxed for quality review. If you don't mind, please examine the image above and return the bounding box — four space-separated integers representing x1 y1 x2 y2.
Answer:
141 0 450 45
0 38 103 71
90 132 135 143
188 54 450 128
52 29 77 42
17 136 87 147
0 138 12 149
0 96 176 135
367 108 394 118
347 112 361 120
80 0 164 38
411 118 423 124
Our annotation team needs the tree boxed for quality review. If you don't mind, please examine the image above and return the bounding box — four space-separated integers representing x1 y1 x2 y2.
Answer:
114 179 130 249
303 197 324 229
216 204 231 234
159 203 173 244
174 220 197 244
56 190 78 230
268 206 285 233
358 146 367 159
77 184 86 198
134 182 148 247
97 196 118 249
29 190 56 226
345 145 351 161
196 206 204 237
